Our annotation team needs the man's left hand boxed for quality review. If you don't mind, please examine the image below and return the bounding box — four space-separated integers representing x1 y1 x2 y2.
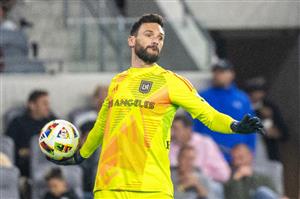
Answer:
231 114 265 135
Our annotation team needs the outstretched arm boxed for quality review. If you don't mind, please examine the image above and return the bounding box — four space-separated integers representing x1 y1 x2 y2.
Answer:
167 73 263 134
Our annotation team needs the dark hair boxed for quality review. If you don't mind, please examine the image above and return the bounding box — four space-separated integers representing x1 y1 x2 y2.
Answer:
45 167 64 182
130 13 164 36
212 59 234 71
28 90 48 103
173 115 193 128
231 143 253 155
244 77 267 93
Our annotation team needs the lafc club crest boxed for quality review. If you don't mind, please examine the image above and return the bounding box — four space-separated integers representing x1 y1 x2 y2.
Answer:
139 80 153 94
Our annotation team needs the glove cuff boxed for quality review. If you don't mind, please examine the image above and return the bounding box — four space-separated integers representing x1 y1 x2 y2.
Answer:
74 151 86 164
230 121 239 132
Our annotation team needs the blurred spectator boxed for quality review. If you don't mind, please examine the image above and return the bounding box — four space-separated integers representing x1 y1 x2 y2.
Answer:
224 144 279 199
192 59 255 162
245 77 289 161
170 115 230 183
0 151 20 199
0 0 17 31
43 167 79 199
171 145 208 199
5 90 56 177
0 151 13 167
0 0 40 73
69 85 108 128
79 122 100 199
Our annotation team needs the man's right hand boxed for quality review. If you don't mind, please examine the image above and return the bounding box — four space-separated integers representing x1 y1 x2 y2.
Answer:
233 165 253 180
19 148 30 158
46 150 85 165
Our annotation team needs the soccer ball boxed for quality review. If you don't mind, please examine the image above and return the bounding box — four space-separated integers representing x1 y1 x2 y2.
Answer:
39 120 80 161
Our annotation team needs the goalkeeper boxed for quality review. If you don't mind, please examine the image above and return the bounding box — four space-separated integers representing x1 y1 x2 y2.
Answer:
49 14 263 199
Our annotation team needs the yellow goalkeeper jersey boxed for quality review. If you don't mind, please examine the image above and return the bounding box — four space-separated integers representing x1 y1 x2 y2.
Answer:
80 63 234 197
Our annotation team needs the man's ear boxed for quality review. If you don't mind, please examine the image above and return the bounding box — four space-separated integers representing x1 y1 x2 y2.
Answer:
128 36 135 48
28 101 35 112
231 70 236 80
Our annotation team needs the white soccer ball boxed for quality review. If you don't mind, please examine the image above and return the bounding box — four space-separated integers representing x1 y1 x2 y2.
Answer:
39 120 80 161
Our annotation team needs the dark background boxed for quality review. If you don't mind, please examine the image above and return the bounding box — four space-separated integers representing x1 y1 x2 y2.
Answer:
211 29 300 198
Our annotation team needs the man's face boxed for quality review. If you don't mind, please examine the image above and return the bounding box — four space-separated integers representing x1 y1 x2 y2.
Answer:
212 69 235 88
29 95 50 119
178 148 195 171
249 90 266 103
171 120 192 145
92 86 108 110
231 145 253 168
129 23 165 64
47 178 67 197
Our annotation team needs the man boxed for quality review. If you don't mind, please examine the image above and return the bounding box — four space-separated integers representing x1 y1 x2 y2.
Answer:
170 115 230 183
6 89 56 177
245 77 289 161
0 0 18 31
192 59 255 162
224 144 279 199
43 167 79 199
49 14 263 199
171 145 208 199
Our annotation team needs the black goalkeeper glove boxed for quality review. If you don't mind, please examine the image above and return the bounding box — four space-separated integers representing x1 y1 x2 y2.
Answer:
46 150 86 165
230 114 265 135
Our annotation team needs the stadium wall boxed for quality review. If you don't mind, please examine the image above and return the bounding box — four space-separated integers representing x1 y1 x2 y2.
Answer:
186 1 299 29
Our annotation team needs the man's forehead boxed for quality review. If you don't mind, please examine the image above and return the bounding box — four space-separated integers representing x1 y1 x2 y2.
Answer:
139 23 165 35
233 145 250 154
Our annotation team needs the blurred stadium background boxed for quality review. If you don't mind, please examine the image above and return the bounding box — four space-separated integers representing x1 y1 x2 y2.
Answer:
0 0 299 198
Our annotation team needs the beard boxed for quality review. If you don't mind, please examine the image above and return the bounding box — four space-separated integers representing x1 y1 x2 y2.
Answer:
134 41 160 64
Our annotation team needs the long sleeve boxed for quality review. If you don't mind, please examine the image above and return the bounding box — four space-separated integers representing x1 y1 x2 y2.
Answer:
224 178 246 199
5 119 18 143
196 109 234 134
79 97 109 158
169 142 180 167
200 135 231 182
167 73 234 134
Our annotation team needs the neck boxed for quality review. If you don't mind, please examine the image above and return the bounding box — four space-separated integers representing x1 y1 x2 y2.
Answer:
131 53 155 68
30 111 43 120
178 166 192 175
180 132 192 145
214 83 232 89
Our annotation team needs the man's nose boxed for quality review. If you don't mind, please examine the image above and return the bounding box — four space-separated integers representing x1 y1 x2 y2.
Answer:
151 38 159 45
